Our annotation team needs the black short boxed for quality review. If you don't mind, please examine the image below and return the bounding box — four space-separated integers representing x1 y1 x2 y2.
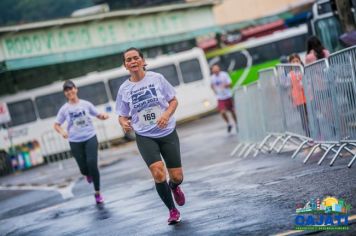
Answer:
135 129 182 168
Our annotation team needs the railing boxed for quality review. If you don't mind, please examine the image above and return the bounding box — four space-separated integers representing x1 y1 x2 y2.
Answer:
232 45 356 168
37 121 112 166
231 83 265 157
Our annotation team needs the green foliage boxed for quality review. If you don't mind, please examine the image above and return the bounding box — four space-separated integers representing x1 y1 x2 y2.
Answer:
0 0 93 26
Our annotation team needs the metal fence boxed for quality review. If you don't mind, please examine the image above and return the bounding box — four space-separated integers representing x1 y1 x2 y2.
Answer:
40 122 112 164
231 82 265 157
276 65 310 137
257 68 287 153
0 122 114 176
328 47 356 167
258 66 312 155
302 59 343 165
232 45 356 168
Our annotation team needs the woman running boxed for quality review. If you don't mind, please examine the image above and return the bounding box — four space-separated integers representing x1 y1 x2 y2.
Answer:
116 47 185 225
54 80 108 204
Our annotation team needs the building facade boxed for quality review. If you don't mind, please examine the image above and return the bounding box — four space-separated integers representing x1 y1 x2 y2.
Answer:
0 1 219 95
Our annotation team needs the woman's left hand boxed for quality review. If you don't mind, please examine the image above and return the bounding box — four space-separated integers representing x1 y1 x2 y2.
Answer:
157 112 170 129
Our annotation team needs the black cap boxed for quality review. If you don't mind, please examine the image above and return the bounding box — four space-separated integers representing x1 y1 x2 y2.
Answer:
63 80 76 91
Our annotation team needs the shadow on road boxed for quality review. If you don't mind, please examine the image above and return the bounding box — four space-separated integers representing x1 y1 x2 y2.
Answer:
169 219 196 232
95 203 112 220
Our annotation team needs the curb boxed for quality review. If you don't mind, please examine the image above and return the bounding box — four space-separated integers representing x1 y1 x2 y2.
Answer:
0 177 75 189
0 155 126 188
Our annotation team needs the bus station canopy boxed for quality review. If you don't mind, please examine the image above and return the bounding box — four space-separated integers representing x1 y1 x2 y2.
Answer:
0 0 221 71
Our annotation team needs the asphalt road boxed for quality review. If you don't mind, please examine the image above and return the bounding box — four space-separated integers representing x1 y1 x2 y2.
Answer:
0 114 355 236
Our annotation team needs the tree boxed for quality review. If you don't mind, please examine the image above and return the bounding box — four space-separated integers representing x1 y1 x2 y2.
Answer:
0 0 93 27
334 0 356 32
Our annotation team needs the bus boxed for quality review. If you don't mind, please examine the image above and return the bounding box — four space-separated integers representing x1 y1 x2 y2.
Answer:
310 0 356 52
205 24 309 87
0 48 216 158
309 0 344 52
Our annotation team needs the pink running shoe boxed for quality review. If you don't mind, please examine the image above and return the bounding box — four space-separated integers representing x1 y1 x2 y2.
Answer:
171 186 185 206
168 208 181 225
86 176 93 184
95 193 104 204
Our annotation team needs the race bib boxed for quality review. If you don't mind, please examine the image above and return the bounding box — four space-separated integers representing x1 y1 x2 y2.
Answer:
138 106 162 127
74 117 89 128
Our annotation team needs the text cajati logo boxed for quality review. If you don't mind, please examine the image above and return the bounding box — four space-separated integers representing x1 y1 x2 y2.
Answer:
295 196 351 231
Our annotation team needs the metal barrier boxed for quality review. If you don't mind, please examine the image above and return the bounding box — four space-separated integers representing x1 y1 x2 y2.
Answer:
41 130 71 164
231 46 356 168
275 64 310 138
258 68 284 152
302 59 343 164
40 123 112 164
245 82 266 156
95 122 112 150
231 82 265 157
271 64 314 156
258 68 299 153
230 87 248 156
328 46 356 168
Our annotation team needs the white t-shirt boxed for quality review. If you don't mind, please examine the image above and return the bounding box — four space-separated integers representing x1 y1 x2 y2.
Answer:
55 99 98 142
211 71 233 100
115 71 176 138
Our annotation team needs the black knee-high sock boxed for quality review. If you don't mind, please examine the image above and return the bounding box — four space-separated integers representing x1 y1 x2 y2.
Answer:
169 179 182 189
155 181 175 210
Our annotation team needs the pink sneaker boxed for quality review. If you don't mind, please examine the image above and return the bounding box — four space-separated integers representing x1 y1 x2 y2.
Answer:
95 193 104 204
171 186 185 206
86 176 93 184
168 208 181 225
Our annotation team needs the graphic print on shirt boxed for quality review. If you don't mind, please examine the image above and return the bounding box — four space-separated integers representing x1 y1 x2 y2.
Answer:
213 77 230 97
131 84 161 128
69 110 91 128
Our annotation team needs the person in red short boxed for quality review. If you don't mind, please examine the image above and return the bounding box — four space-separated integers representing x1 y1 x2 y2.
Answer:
210 64 237 133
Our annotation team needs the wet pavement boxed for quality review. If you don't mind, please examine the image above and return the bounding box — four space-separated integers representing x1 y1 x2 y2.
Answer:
0 114 355 236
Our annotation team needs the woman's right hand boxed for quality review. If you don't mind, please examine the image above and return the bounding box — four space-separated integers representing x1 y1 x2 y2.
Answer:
54 123 68 139
122 120 133 133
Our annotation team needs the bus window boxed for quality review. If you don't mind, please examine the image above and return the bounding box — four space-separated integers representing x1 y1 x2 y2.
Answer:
78 82 109 106
35 91 66 119
315 16 343 52
277 34 308 56
248 42 280 64
108 76 128 101
317 1 333 15
8 99 37 127
179 59 203 83
151 64 180 87
219 51 248 71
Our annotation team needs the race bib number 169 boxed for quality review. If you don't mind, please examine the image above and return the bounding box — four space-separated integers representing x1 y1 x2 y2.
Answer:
138 106 162 127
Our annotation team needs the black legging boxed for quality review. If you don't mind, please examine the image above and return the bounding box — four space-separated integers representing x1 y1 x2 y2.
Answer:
69 135 100 191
